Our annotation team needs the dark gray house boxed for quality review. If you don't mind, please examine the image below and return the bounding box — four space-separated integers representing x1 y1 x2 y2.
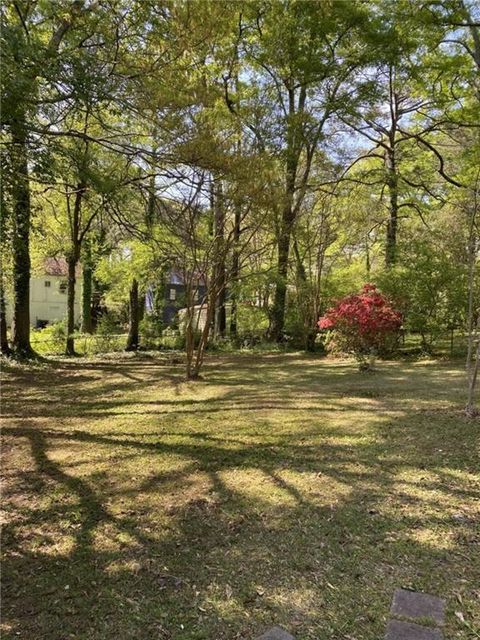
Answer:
146 268 207 326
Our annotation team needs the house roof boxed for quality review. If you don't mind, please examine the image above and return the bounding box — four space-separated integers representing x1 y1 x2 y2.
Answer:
167 267 206 285
44 257 81 277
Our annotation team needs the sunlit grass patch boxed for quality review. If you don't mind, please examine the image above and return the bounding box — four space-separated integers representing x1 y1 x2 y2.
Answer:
1 353 478 640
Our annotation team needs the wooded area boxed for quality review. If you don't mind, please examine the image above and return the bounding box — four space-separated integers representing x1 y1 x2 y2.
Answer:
2 3 480 638
1 0 479 403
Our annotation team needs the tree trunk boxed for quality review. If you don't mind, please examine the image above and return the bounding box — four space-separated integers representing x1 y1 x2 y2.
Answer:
269 198 293 342
190 292 217 380
230 80 242 339
145 174 156 227
215 290 226 338
213 180 226 338
185 318 194 379
65 255 78 356
292 238 315 352
65 185 85 356
0 170 11 356
466 215 477 367
385 146 398 267
229 204 241 338
183 273 217 381
184 281 198 379
269 209 294 342
0 282 10 356
466 315 480 416
365 234 371 276
465 181 479 415
305 329 317 352
8 6 81 357
81 240 93 333
126 278 140 351
11 116 33 356
268 107 298 343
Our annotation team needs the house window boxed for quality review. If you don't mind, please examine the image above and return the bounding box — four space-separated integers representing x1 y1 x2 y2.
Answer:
45 280 51 288
169 288 176 301
59 282 67 294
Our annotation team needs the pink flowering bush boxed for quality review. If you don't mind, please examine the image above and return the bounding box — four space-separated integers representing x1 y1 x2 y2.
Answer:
318 284 402 369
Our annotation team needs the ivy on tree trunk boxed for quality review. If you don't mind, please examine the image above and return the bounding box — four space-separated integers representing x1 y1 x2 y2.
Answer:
65 255 78 356
126 278 140 351
81 239 93 334
0 282 10 356
11 116 33 356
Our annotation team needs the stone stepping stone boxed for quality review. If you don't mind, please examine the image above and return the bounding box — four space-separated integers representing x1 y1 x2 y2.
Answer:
391 588 445 626
385 619 443 640
256 626 295 640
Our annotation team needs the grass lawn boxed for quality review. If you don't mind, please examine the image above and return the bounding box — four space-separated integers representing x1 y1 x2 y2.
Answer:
1 353 479 639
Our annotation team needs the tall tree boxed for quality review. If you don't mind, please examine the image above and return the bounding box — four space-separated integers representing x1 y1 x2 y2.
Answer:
212 179 227 338
125 277 140 352
1 0 85 355
0 176 11 355
230 1 373 340
81 235 94 334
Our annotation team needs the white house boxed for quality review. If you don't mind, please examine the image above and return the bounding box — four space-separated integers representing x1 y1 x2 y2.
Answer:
6 258 82 328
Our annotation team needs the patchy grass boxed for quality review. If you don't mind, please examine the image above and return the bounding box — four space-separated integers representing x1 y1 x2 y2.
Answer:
1 353 479 640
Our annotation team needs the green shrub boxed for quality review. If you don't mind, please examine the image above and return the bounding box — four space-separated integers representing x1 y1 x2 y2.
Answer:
237 304 269 333
96 312 121 335
140 315 163 348
169 329 202 350
30 321 67 354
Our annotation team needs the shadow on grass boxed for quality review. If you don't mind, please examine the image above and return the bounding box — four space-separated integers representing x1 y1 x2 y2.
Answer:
1 352 466 421
1 354 478 640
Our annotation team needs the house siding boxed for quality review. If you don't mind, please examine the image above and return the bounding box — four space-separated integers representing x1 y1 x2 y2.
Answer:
6 275 82 327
